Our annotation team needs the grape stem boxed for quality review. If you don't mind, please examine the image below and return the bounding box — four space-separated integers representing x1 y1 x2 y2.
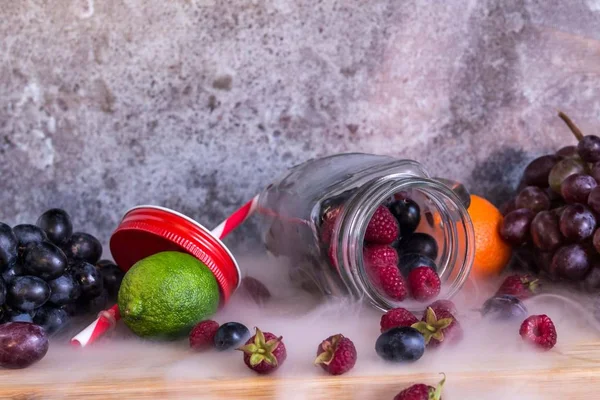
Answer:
558 111 585 142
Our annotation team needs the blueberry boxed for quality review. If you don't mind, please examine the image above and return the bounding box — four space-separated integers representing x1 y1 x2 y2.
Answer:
481 295 528 321
33 305 70 336
36 209 73 246
70 261 104 300
12 225 48 249
95 260 124 298
375 327 425 362
0 222 18 272
398 254 437 277
63 232 103 265
396 233 439 260
7 276 51 312
388 199 421 236
23 242 68 281
214 322 250 351
47 274 81 306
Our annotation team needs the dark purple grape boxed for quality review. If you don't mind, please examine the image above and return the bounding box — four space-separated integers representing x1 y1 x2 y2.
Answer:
0 322 49 369
559 204 597 242
521 155 561 188
500 208 535 245
588 186 600 215
593 228 600 254
60 303 78 317
78 289 109 314
388 199 421 236
551 244 591 281
22 241 67 281
3 306 35 323
578 135 600 162
396 233 438 260
549 158 586 193
591 162 600 184
7 276 51 311
556 145 579 158
534 251 556 279
63 232 103 265
2 263 24 284
482 295 528 321
548 189 566 210
500 198 517 216
95 259 114 268
0 222 18 272
560 174 597 203
552 205 568 218
36 209 73 246
12 225 48 250
47 274 80 306
397 254 437 277
95 260 123 298
70 261 104 300
0 277 5 307
33 305 70 336
515 187 550 213
530 211 563 251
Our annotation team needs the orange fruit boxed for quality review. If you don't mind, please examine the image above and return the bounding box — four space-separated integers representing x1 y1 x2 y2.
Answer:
468 195 512 279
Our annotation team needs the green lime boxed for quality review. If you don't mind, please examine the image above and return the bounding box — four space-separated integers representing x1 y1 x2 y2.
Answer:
118 251 220 339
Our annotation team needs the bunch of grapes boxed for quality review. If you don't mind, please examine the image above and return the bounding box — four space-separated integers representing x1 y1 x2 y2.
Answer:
0 209 124 337
501 113 600 290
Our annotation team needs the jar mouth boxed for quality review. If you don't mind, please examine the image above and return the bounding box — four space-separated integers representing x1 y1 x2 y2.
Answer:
332 176 475 312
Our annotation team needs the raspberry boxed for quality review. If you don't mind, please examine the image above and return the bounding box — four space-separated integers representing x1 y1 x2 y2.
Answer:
496 274 539 300
315 334 357 375
427 300 457 315
380 307 419 333
241 276 271 305
408 267 441 302
394 374 445 400
363 244 398 268
239 328 287 374
519 314 557 351
413 307 462 348
365 206 399 244
370 265 408 301
189 320 219 350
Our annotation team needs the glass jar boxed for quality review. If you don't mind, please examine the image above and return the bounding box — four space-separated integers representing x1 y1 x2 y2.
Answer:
256 153 475 312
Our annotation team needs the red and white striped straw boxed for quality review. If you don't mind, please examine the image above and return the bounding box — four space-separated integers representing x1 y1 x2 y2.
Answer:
71 195 259 347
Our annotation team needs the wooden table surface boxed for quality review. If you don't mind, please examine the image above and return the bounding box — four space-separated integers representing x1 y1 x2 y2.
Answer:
2 336 600 399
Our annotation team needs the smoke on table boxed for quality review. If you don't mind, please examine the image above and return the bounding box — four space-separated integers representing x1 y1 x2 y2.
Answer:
39 255 600 400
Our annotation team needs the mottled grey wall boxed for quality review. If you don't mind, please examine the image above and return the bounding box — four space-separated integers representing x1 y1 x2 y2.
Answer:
1 0 600 251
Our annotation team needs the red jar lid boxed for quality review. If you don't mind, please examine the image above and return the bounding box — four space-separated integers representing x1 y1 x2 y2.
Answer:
109 206 241 303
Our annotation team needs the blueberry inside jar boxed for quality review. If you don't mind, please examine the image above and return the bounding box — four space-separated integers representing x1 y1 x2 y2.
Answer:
257 153 475 312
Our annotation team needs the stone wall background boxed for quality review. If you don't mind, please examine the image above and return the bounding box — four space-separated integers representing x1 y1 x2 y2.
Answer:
2 0 600 252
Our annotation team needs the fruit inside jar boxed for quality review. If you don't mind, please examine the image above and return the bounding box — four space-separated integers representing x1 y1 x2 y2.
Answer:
256 153 475 312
